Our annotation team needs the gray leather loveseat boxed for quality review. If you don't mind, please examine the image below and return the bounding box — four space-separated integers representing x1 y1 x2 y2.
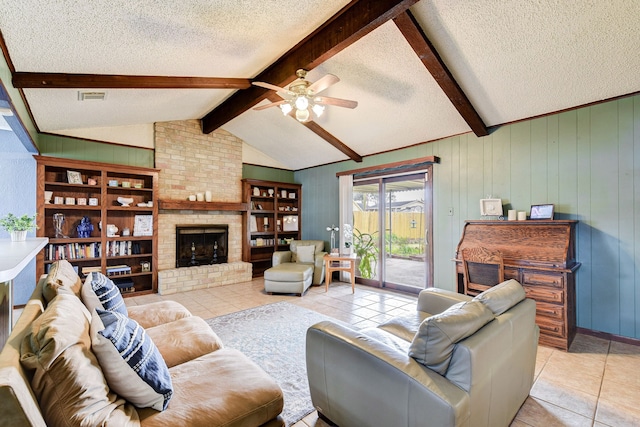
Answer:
306 280 539 427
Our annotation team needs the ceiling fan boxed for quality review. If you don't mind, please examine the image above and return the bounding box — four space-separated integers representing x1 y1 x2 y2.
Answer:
252 69 357 122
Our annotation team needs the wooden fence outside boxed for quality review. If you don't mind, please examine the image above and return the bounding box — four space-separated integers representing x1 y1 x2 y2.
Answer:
353 211 425 242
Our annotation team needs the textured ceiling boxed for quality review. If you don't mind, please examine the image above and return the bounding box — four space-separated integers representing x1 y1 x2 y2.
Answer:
0 0 639 170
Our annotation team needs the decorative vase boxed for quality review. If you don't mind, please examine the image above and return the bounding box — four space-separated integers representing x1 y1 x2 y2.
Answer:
10 230 27 242
53 213 66 238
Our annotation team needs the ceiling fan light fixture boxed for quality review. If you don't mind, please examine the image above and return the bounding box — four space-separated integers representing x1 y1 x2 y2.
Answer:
312 104 325 117
295 108 310 122
279 103 293 115
252 69 357 123
294 96 308 110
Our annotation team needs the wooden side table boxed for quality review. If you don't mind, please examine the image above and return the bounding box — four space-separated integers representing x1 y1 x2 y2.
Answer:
323 253 357 293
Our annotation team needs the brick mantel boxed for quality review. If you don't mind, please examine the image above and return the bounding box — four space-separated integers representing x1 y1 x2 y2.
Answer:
154 120 251 293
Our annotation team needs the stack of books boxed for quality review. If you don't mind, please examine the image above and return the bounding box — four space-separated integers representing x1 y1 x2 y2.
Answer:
106 264 132 276
113 278 135 294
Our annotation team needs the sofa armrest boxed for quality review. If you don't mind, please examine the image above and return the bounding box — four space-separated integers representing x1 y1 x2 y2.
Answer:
306 321 469 427
272 251 292 266
312 252 327 284
416 288 472 314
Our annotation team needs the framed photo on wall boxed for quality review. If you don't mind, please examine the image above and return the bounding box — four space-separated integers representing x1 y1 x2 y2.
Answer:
530 204 554 220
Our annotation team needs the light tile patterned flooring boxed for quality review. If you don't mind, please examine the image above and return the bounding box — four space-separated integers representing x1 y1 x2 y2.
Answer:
54 278 640 426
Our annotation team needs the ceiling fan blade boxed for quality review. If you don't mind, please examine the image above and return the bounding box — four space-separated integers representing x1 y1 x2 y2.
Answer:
252 81 293 99
315 96 358 109
308 74 339 94
253 100 287 111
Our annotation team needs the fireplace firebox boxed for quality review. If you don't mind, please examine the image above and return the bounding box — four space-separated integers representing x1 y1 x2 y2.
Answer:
176 225 228 267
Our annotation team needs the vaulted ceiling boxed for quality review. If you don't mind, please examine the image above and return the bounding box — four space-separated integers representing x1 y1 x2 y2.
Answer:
1 0 639 170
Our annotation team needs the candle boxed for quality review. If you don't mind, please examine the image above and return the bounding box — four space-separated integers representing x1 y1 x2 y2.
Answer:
205 190 212 202
508 210 517 221
263 217 268 225
517 211 527 221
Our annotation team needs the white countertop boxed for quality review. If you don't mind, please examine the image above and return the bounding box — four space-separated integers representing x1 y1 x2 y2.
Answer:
0 238 49 282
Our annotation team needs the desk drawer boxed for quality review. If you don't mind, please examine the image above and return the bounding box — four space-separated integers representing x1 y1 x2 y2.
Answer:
523 272 564 289
536 315 566 338
536 301 564 320
525 286 564 305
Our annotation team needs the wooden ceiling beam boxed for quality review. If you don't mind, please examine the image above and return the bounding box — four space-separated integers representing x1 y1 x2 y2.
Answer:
393 11 489 137
201 0 419 134
301 121 363 162
12 72 251 89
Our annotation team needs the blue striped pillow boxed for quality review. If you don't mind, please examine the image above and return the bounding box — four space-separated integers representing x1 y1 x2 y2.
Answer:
88 272 128 315
93 309 173 411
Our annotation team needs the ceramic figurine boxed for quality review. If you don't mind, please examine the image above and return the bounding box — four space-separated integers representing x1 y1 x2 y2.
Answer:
77 216 94 238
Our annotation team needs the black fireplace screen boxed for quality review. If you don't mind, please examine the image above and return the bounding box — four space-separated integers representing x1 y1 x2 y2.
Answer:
176 225 228 267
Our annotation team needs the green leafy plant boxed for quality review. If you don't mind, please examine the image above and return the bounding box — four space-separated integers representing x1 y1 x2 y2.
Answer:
353 228 379 279
0 213 38 232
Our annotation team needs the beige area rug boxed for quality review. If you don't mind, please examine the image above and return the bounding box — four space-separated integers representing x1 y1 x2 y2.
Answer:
206 302 345 426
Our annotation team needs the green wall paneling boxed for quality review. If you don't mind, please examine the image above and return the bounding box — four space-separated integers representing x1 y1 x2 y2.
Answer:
618 96 636 338
242 164 295 183
295 93 640 339
37 134 153 167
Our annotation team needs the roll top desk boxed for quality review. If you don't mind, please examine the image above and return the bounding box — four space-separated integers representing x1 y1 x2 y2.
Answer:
454 220 580 350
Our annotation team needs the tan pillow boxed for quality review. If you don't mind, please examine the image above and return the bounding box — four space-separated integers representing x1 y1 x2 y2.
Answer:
473 279 526 315
296 245 315 263
409 300 494 375
42 260 83 303
19 294 138 426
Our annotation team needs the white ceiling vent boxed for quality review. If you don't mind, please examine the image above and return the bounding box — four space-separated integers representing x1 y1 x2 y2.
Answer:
78 91 107 101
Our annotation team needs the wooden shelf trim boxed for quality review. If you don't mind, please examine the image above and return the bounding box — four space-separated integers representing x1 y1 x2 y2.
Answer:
158 200 248 212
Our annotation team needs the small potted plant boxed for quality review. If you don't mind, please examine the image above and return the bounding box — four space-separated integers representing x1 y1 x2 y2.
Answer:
352 228 379 279
0 213 38 242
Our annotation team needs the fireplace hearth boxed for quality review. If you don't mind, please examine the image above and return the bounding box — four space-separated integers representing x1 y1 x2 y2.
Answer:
176 225 228 267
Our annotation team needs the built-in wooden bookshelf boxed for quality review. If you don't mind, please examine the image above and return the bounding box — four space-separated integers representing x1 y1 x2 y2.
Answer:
241 179 302 277
35 156 159 296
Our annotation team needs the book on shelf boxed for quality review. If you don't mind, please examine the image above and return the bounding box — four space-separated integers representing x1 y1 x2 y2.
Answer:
81 266 102 275
46 242 101 261
251 238 276 247
106 241 134 257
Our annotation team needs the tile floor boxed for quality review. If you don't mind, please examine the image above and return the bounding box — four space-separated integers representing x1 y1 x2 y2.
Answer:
22 278 638 427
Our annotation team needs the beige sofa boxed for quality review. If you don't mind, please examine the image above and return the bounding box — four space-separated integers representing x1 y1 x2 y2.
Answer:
0 261 284 427
306 280 539 427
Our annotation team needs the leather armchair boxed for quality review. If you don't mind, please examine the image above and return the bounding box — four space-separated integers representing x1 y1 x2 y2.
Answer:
272 240 327 285
306 282 539 427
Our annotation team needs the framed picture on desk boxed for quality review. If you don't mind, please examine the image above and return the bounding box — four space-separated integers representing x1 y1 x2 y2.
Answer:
530 204 554 220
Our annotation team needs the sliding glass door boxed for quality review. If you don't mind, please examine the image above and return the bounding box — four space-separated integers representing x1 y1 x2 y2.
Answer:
352 169 433 293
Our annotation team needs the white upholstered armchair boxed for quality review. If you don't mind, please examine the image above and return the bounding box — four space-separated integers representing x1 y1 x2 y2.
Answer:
272 240 327 285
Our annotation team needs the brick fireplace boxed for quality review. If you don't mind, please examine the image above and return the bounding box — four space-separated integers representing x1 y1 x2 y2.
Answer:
154 120 251 294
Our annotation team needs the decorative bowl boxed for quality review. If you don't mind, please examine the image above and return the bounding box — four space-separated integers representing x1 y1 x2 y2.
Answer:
117 197 134 207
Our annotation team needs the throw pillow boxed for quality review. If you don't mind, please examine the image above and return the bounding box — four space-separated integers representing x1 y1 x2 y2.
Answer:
91 309 173 411
473 279 526 315
42 259 83 302
81 271 128 316
409 300 494 375
20 294 138 426
296 245 315 263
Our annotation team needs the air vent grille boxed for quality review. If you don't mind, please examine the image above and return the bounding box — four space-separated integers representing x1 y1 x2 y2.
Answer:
77 91 106 101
